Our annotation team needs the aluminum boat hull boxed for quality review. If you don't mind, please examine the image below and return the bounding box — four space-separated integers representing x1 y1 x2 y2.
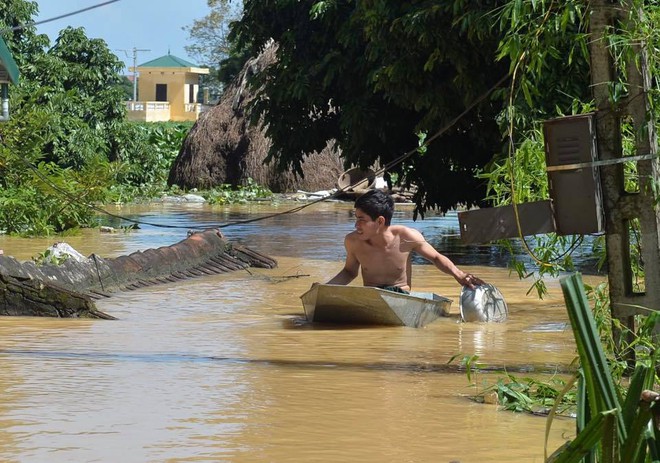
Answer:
300 284 452 328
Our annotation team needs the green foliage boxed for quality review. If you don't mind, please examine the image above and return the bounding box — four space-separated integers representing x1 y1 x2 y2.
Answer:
0 0 49 67
450 351 578 416
477 1 600 297
0 101 105 235
547 273 660 462
454 275 660 460
231 1 509 214
479 128 549 205
204 178 272 205
477 117 648 298
483 0 660 298
0 2 194 234
117 75 134 101
15 26 127 168
32 249 69 266
486 375 577 415
0 168 101 236
114 122 193 188
448 353 483 386
102 121 193 204
493 0 591 131
184 0 243 100
119 224 140 233
453 282 659 444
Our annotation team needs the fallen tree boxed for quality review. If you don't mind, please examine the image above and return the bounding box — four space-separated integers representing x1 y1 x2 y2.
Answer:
168 42 345 193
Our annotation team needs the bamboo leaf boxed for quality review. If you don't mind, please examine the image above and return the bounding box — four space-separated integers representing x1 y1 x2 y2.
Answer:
622 365 651 431
545 373 579 461
547 410 617 463
602 410 618 462
576 373 589 433
620 405 653 463
560 274 626 442
646 414 660 462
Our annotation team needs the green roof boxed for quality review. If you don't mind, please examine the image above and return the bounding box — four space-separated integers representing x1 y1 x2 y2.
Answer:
138 53 200 68
0 36 19 84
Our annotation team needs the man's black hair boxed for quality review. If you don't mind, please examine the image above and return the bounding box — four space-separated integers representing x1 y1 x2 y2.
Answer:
354 190 394 225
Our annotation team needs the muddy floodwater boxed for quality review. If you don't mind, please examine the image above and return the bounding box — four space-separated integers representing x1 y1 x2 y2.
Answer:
0 202 603 462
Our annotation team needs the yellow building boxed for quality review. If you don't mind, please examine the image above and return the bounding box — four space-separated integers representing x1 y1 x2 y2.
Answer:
126 53 209 122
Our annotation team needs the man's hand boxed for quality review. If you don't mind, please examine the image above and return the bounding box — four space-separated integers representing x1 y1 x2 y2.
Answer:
457 272 485 289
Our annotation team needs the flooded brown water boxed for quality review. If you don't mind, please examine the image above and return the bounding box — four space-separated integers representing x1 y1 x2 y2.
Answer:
0 202 602 462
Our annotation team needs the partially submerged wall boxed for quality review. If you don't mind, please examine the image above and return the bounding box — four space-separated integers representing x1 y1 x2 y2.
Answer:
0 229 277 319
0 273 111 319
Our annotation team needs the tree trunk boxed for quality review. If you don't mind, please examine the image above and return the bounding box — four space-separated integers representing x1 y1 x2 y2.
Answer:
589 0 660 337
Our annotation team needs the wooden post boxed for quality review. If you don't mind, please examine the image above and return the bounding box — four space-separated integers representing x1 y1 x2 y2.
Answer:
589 1 660 340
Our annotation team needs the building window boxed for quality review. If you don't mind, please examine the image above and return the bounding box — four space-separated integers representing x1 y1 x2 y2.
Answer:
155 84 167 102
188 84 195 105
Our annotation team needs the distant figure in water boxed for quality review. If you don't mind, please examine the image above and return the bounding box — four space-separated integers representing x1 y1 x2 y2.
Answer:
324 189 484 293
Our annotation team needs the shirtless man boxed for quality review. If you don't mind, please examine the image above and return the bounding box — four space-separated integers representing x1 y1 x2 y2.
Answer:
326 189 483 292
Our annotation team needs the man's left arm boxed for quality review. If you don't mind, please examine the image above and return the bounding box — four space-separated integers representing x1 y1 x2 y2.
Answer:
407 230 483 289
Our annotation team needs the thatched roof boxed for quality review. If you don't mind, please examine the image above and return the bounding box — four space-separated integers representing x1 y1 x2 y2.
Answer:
167 43 344 193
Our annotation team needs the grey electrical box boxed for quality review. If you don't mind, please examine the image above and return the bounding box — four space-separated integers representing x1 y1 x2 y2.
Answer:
458 200 556 244
543 114 604 235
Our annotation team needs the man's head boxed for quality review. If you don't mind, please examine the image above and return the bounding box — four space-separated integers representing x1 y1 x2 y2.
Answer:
354 190 394 226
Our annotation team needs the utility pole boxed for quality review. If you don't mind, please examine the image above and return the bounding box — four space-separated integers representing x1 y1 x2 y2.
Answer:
589 1 660 343
118 47 150 101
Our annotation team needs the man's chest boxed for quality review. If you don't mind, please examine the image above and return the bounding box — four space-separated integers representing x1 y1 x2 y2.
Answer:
354 244 409 267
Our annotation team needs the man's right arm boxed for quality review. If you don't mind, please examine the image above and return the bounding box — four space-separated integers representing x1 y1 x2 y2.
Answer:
326 235 360 285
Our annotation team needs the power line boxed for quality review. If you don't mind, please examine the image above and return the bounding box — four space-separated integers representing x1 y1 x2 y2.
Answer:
3 0 123 34
1 1 514 233
117 47 151 101
10 72 510 232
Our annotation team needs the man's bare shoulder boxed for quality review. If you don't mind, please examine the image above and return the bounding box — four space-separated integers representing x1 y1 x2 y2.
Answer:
390 225 425 240
344 230 361 244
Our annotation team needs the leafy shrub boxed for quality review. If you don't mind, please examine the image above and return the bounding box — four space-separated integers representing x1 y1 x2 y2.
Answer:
204 178 272 204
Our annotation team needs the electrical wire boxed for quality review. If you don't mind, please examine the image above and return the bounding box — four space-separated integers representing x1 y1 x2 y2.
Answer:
12 71 511 232
1 0 514 232
6 0 653 249
2 0 123 34
372 72 510 181
505 3 559 268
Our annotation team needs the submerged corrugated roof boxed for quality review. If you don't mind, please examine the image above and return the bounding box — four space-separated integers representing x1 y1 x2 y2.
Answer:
138 53 199 68
0 37 19 84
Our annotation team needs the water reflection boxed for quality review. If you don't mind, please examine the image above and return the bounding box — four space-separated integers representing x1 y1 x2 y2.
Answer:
1 202 603 276
0 202 592 462
96 203 604 274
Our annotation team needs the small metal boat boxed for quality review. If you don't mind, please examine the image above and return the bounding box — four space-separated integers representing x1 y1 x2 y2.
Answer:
300 284 452 328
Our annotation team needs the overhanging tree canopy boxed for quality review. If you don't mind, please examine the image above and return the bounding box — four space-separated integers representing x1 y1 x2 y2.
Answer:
228 0 596 214
230 1 511 213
